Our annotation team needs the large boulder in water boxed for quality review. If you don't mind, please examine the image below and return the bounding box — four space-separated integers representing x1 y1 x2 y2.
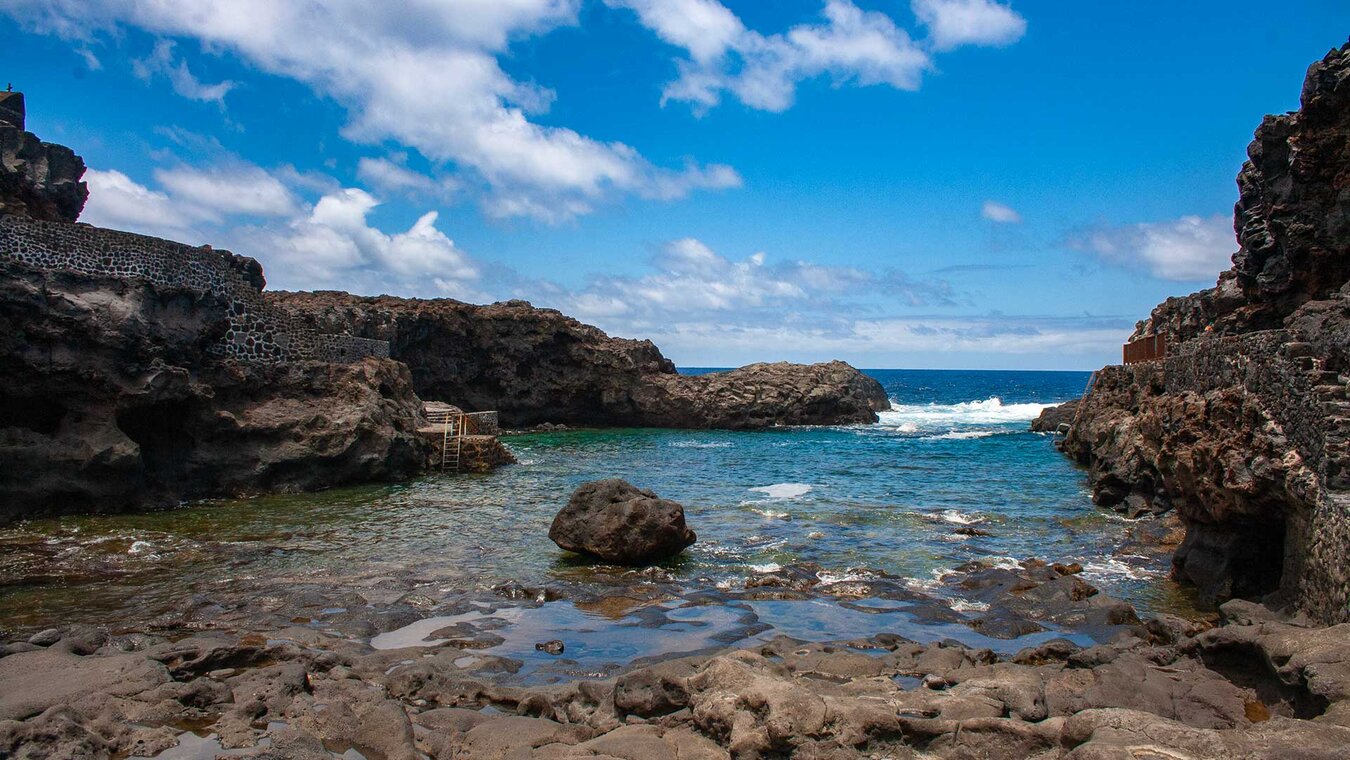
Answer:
549 479 696 565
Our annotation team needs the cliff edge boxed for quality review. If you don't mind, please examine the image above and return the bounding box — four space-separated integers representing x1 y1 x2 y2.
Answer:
1059 41 1350 623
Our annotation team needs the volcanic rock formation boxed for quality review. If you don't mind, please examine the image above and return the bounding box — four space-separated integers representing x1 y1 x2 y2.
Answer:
549 479 697 565
0 92 88 223
1053 41 1350 623
269 291 891 429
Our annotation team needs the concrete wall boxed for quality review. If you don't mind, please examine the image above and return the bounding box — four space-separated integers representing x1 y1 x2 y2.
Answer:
0 214 389 364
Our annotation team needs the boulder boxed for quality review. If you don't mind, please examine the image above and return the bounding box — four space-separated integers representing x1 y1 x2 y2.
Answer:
548 480 696 565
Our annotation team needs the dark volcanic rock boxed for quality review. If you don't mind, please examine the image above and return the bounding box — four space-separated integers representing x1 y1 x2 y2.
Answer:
1029 398 1079 433
0 95 88 223
549 479 696 565
1063 42 1350 622
267 292 890 429
0 256 429 520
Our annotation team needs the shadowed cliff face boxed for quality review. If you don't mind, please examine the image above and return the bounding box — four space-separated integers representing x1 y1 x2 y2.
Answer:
268 291 891 429
1065 41 1350 622
0 258 429 521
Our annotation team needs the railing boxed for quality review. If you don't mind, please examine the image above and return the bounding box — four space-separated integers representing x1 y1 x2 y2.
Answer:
1123 334 1167 365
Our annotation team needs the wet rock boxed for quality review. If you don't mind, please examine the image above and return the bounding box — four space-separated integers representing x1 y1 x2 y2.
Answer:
0 648 171 720
535 640 565 655
1031 398 1079 433
953 526 992 537
26 629 60 647
549 479 697 565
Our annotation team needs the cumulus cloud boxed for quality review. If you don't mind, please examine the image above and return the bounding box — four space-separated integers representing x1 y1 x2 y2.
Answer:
611 0 1025 113
132 39 236 104
3 0 739 222
252 189 480 295
612 0 930 112
78 160 484 298
1069 214 1235 282
81 169 211 240
980 200 1021 223
911 0 1027 52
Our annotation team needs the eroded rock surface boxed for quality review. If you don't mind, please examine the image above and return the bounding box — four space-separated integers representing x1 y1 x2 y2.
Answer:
3 590 1347 760
1062 41 1350 621
0 92 88 223
0 256 430 520
549 479 697 565
268 292 890 429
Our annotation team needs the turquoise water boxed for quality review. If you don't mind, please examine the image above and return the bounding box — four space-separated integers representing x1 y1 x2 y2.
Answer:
0 369 1194 638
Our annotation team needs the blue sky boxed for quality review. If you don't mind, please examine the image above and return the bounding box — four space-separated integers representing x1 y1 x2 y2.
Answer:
2 1 1346 369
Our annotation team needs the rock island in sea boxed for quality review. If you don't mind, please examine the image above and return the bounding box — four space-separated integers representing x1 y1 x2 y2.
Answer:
2 41 1350 760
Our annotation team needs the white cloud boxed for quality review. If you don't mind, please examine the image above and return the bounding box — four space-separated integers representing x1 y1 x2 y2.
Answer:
356 156 461 201
604 0 744 63
981 200 1021 223
253 188 479 295
5 0 737 221
81 169 209 240
911 0 1027 52
623 0 931 113
1070 214 1235 281
132 39 236 104
153 164 300 218
614 0 1026 114
79 161 484 298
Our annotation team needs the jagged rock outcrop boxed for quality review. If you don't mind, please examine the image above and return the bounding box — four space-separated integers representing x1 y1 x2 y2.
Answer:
1063 42 1350 622
0 92 88 223
0 256 429 521
269 292 891 429
549 479 697 564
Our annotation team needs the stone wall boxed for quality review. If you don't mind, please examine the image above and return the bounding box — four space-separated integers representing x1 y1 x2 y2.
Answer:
1140 332 1349 623
0 214 388 364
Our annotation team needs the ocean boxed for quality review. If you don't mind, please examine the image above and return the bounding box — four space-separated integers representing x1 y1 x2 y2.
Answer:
0 369 1196 674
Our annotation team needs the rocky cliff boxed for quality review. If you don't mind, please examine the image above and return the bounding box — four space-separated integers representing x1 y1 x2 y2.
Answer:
0 92 88 223
268 291 891 429
0 256 430 520
1059 41 1350 623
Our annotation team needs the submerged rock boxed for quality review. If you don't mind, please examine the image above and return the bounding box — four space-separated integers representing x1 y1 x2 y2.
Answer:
549 479 697 565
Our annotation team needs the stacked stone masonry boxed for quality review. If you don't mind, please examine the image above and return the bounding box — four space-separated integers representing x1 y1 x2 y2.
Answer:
0 214 388 364
1117 332 1350 624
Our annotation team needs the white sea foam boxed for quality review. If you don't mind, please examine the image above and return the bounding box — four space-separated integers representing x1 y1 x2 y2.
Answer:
128 540 154 555
751 508 791 520
1080 556 1163 582
748 483 813 499
749 563 783 573
669 441 733 449
876 397 1058 435
948 598 990 613
925 430 996 441
923 509 986 525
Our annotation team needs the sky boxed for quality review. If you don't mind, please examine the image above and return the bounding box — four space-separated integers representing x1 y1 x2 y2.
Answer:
1 1 1347 370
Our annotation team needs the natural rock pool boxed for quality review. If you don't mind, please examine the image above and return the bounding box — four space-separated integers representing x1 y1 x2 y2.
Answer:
0 370 1203 682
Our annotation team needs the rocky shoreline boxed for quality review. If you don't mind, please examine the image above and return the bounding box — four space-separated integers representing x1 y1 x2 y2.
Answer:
3 556 1348 759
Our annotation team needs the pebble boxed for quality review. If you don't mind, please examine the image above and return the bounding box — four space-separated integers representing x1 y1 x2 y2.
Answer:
922 674 948 690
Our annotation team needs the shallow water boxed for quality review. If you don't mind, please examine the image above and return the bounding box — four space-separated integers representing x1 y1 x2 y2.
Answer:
0 369 1201 660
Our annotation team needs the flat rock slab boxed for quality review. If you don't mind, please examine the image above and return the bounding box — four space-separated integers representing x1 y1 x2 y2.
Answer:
0 648 170 720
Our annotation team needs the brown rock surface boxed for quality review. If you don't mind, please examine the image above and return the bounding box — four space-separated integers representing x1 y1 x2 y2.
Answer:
549 479 697 565
0 256 429 520
0 94 89 223
1062 42 1350 621
268 291 890 429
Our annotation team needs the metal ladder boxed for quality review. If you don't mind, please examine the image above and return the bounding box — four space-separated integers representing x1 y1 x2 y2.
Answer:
441 414 462 472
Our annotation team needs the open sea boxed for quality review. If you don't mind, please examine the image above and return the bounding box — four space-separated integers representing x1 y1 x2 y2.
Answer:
0 369 1200 675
